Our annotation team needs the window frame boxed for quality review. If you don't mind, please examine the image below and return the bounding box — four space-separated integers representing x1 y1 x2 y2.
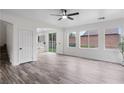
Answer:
79 30 99 49
104 27 121 50
68 32 77 48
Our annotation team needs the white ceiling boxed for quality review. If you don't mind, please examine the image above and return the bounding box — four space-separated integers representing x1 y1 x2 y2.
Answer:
2 9 124 28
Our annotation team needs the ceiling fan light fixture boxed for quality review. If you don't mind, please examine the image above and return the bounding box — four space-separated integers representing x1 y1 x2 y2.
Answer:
50 9 79 21
62 16 67 19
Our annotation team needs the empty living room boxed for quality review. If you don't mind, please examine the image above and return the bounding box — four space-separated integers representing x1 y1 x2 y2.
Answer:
2 0 124 92
0 9 124 84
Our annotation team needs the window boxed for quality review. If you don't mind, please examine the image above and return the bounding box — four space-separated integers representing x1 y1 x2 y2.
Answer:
80 30 98 48
80 31 88 48
105 28 121 49
69 32 76 47
89 31 98 48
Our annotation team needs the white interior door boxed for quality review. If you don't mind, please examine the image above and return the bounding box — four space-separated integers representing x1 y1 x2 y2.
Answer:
19 30 33 64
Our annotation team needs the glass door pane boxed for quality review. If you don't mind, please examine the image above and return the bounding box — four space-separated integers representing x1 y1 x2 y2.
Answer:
49 33 52 52
48 33 56 52
53 33 56 52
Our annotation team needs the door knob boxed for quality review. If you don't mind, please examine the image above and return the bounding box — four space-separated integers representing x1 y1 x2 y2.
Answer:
19 48 22 50
43 42 46 44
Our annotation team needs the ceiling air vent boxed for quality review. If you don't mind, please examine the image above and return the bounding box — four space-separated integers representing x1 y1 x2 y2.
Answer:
98 17 105 20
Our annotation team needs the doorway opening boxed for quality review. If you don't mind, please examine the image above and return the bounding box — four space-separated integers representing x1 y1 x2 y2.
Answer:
49 33 56 52
38 32 46 53
0 19 13 65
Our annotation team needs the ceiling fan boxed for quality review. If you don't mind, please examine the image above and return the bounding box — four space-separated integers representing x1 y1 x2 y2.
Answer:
50 9 79 20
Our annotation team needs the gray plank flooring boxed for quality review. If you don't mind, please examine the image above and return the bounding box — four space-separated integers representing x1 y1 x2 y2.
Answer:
0 46 124 84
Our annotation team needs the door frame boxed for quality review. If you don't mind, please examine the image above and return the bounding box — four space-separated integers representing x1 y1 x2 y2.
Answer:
37 31 46 52
48 32 57 52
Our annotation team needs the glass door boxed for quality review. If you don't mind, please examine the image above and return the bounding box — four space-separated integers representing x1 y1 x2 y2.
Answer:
49 33 56 52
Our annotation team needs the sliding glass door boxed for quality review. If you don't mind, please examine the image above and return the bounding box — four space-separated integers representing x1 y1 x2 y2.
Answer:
49 33 56 52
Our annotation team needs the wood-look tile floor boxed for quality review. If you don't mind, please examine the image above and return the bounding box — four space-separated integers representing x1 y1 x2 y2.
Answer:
0 47 124 84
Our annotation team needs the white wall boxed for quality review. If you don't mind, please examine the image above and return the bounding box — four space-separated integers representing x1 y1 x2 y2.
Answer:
0 20 2 46
6 23 14 64
0 20 7 46
63 18 124 63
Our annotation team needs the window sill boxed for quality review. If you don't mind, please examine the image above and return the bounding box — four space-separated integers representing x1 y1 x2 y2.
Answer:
79 47 98 50
68 47 76 48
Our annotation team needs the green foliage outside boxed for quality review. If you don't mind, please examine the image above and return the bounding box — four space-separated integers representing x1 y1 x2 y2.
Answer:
69 44 76 47
49 48 56 52
80 45 96 48
80 45 88 48
119 37 124 60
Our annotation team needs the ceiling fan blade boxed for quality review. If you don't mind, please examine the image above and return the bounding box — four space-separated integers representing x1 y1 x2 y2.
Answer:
58 18 62 20
50 14 62 16
67 12 79 16
67 17 74 20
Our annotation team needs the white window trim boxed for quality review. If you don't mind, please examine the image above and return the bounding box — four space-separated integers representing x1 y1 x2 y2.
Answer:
79 30 99 49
